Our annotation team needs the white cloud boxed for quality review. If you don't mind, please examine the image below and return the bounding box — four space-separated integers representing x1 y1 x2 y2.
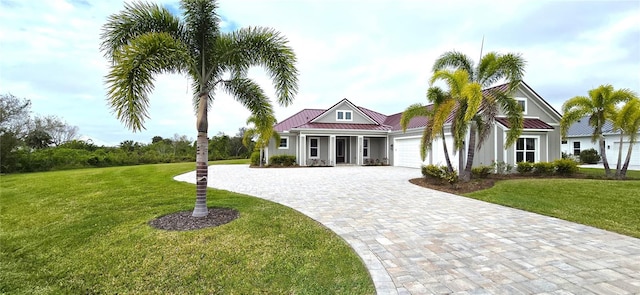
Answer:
0 0 638 146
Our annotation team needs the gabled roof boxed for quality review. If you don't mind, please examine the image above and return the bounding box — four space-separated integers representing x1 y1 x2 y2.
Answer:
310 98 379 125
565 116 616 137
274 81 561 133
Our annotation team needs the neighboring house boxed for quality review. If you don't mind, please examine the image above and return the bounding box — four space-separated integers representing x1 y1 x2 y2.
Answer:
267 81 563 169
561 116 640 165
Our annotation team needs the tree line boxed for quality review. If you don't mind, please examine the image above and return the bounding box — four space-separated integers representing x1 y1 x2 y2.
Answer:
0 93 255 173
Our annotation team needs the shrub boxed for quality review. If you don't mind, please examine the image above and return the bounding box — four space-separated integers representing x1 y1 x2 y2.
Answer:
471 165 493 179
492 161 513 175
516 162 534 174
554 158 579 175
579 148 601 164
250 151 261 166
533 162 555 176
422 164 458 185
269 155 297 167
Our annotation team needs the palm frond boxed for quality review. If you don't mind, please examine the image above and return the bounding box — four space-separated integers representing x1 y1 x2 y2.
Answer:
400 103 429 132
105 32 191 131
100 1 185 62
616 98 640 142
220 27 298 106
432 51 474 79
221 77 275 129
181 0 220 83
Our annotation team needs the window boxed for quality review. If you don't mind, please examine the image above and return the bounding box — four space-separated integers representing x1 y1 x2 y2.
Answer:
278 137 288 149
363 138 369 158
573 142 580 155
561 140 567 144
336 110 353 121
516 137 537 163
309 137 319 158
516 98 527 114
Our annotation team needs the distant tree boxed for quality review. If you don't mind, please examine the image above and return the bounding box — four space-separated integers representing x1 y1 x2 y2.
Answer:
30 115 78 146
561 85 636 177
151 136 164 144
25 129 53 149
101 0 298 217
209 133 230 160
0 93 31 138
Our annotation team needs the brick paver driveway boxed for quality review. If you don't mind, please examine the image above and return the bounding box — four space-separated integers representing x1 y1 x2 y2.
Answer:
175 165 640 294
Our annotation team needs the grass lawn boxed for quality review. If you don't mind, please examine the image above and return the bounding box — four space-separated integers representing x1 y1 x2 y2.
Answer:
0 162 374 294
579 167 640 179
465 176 640 238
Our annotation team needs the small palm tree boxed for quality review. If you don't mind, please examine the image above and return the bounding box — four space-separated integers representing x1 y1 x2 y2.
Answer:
101 0 298 217
242 114 279 167
613 98 640 178
400 87 455 172
432 50 525 180
561 85 635 177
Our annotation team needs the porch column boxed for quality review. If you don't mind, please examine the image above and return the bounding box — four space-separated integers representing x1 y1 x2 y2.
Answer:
357 136 363 165
300 135 306 166
329 135 336 166
385 136 389 165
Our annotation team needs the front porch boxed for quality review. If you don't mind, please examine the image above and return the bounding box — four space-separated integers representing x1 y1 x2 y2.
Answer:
298 135 389 166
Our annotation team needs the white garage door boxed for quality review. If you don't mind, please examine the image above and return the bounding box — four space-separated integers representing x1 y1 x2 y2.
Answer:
613 142 640 166
394 137 424 168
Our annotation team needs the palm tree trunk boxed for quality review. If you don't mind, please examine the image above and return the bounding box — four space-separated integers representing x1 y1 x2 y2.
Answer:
441 128 453 172
462 124 477 182
259 147 264 167
615 131 624 178
193 93 209 217
599 135 611 177
620 141 634 179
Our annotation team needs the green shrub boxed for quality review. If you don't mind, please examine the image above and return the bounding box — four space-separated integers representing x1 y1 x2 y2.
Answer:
533 162 555 175
250 151 261 166
422 164 458 185
492 161 513 175
471 165 493 179
579 148 601 164
269 155 297 167
554 158 579 175
516 162 534 174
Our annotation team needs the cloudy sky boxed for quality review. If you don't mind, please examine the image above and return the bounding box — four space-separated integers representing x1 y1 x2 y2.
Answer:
1 0 638 146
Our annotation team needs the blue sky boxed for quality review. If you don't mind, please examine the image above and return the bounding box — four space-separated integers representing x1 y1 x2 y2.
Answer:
1 0 638 146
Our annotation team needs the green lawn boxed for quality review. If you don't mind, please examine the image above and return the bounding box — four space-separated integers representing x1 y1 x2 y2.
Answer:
579 167 640 179
0 162 374 294
465 177 640 238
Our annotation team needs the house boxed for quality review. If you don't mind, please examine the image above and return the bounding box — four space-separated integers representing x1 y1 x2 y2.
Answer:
266 81 563 169
561 116 640 165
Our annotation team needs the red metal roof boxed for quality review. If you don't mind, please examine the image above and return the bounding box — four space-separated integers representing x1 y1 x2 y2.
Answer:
275 82 558 133
294 123 390 130
495 117 554 129
274 109 325 132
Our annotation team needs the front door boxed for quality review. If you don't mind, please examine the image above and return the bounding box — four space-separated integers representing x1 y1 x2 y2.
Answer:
336 138 345 163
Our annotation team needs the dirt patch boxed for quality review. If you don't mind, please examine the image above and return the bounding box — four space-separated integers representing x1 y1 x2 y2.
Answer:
149 208 239 231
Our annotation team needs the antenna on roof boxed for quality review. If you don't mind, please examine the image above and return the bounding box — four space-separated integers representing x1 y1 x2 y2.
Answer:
479 35 485 63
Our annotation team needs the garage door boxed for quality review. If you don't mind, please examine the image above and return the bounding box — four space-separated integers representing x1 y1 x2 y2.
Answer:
612 142 640 166
394 137 424 168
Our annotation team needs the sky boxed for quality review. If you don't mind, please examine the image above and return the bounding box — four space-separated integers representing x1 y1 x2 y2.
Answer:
1 0 639 146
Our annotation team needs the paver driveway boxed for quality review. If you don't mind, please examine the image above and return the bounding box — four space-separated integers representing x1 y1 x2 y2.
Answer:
175 165 640 294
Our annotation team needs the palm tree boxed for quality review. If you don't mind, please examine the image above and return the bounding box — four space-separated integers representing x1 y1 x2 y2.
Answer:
561 85 635 177
432 51 525 180
400 87 455 172
101 0 298 217
242 113 279 167
613 98 640 178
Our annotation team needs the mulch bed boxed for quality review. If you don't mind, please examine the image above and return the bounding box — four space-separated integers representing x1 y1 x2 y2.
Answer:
149 207 239 231
409 177 498 194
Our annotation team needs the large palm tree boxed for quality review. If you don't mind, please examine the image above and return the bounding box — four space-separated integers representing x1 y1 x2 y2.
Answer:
432 51 525 180
561 85 635 177
101 0 298 217
613 98 640 178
